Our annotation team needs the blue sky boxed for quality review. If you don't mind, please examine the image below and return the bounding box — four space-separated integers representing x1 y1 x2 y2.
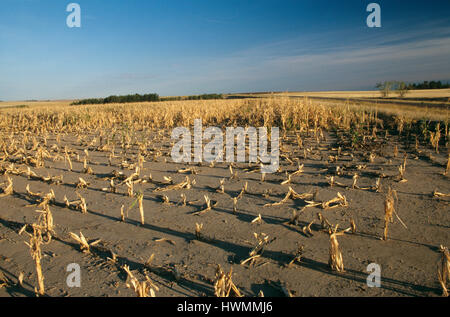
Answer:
1 0 450 100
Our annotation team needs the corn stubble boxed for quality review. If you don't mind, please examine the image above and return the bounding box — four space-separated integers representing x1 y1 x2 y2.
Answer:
328 225 350 272
214 265 241 297
123 265 158 297
0 96 448 297
437 245 449 297
383 186 407 241
0 176 13 197
69 231 101 253
24 225 45 295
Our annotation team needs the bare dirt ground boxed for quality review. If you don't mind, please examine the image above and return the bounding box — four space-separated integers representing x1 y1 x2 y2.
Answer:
0 126 449 297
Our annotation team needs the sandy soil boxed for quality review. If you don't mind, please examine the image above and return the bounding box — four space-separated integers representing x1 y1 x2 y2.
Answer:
0 129 449 297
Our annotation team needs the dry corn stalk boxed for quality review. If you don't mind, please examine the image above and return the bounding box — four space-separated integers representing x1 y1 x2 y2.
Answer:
18 272 24 287
25 167 39 180
69 231 100 253
154 176 193 192
123 265 158 297
373 177 382 192
195 223 203 240
430 124 441 153
327 175 346 188
437 245 449 297
126 192 145 224
158 194 171 204
0 272 9 289
177 167 198 174
383 187 394 240
138 153 145 169
64 195 75 209
236 182 248 200
328 225 350 272
76 177 89 189
76 192 88 214
64 151 73 171
251 214 264 225
0 176 13 197
125 178 134 197
288 244 304 267
397 164 407 183
233 197 238 213
193 195 217 215
144 254 155 267
214 265 241 297
162 176 173 184
102 179 117 193
350 218 356 233
107 251 118 264
351 174 359 189
241 233 275 266
444 154 449 176
321 192 348 209
317 213 332 231
154 237 176 245
82 157 93 174
179 193 187 206
120 205 125 222
138 193 144 225
264 187 313 207
287 209 300 225
302 220 314 237
281 173 292 185
382 186 407 240
215 178 225 194
433 190 450 198
24 225 45 295
26 184 42 198
40 174 63 185
36 190 56 209
36 205 54 243
291 164 304 177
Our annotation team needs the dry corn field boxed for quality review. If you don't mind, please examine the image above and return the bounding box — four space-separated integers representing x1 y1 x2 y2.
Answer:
0 97 449 297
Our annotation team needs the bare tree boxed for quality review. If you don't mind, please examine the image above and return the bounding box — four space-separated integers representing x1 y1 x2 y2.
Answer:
395 81 409 98
376 81 394 98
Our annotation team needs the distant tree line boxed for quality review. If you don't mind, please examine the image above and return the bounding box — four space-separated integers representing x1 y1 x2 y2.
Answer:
161 94 224 101
71 93 224 105
71 93 160 105
375 80 450 98
406 80 450 90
